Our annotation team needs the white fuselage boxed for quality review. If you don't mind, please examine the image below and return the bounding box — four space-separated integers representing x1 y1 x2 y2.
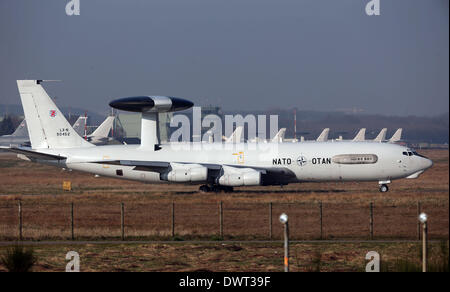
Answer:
35 141 433 185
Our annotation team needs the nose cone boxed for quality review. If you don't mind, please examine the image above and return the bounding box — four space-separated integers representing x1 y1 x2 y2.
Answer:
423 158 433 170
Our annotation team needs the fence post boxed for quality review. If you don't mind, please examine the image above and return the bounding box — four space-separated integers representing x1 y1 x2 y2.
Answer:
417 202 421 240
71 202 74 240
269 202 273 240
319 201 323 240
18 200 23 241
171 202 175 238
121 203 125 240
369 202 374 240
219 201 223 238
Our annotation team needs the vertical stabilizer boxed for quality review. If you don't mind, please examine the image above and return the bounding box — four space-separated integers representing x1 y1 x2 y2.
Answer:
225 126 243 143
16 80 93 149
373 128 387 142
389 128 402 143
90 116 115 138
72 116 87 137
11 119 28 137
352 128 366 142
272 128 286 143
316 128 330 142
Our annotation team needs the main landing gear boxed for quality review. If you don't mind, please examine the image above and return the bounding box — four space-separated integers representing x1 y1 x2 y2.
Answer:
199 185 234 193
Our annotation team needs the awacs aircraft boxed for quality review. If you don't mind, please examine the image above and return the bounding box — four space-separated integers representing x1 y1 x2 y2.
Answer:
1 80 433 193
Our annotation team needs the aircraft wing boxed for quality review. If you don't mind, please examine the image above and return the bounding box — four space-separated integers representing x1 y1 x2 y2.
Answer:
0 146 66 160
95 160 296 184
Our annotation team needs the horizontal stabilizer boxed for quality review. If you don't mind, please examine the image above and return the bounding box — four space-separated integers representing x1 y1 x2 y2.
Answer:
0 146 66 160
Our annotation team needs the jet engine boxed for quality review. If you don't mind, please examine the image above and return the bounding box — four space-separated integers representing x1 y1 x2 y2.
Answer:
160 163 208 183
216 166 261 187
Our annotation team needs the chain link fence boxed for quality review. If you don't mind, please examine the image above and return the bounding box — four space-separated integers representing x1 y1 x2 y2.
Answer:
0 201 448 241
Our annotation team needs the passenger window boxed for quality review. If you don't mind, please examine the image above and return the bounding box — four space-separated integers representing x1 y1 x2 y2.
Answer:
402 152 408 156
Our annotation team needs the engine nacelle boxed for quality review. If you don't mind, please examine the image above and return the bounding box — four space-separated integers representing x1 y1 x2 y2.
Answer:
217 167 261 187
161 163 208 183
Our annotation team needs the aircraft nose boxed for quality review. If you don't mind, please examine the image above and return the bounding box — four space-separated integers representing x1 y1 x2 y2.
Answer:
422 158 433 170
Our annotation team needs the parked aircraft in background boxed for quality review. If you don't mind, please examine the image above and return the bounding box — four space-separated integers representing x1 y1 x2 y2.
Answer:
223 126 243 143
1 80 433 194
86 116 115 145
71 115 115 145
72 116 87 137
373 128 387 142
316 128 329 142
272 128 286 143
389 128 403 143
1 114 115 147
353 128 366 142
0 119 29 147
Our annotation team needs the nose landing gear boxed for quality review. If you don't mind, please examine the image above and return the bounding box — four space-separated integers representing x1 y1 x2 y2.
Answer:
379 184 389 193
378 180 391 193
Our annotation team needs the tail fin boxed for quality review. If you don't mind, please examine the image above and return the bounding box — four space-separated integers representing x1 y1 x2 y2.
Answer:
316 128 329 142
72 116 88 137
11 119 28 137
389 128 402 143
272 128 286 143
373 128 387 142
17 80 93 149
352 128 366 142
225 126 243 143
90 116 115 138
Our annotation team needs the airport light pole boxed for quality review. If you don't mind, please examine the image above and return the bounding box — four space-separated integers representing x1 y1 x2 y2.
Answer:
419 213 428 272
279 213 289 272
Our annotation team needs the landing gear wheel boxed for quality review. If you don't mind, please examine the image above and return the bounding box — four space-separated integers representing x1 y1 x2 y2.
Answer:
379 184 389 193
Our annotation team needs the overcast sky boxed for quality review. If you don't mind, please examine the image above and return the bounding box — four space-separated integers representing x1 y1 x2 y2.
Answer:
0 0 448 116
